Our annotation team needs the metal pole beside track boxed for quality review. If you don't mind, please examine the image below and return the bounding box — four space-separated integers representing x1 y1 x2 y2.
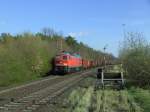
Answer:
101 70 104 89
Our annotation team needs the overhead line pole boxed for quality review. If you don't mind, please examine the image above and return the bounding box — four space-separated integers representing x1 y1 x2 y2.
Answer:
103 44 108 68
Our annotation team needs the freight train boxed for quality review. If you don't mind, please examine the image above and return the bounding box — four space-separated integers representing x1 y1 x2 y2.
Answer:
54 51 103 74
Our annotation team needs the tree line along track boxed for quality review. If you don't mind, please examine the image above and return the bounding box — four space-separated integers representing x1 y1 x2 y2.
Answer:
0 70 94 112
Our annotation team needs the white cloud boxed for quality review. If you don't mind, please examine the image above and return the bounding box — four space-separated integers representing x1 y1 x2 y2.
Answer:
68 31 89 37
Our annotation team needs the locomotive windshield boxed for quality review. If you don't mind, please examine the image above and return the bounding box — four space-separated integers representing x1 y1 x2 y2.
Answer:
63 55 67 60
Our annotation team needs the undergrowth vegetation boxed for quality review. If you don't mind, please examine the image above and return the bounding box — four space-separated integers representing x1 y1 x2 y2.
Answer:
0 35 57 86
129 88 150 112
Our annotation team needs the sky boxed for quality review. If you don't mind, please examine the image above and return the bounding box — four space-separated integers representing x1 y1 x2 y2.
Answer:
0 0 150 56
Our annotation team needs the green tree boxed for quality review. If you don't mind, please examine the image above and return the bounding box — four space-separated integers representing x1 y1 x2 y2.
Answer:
0 33 13 42
41 27 56 37
65 36 78 46
119 32 150 86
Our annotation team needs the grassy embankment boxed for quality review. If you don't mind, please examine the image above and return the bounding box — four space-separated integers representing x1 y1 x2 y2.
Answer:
0 37 57 86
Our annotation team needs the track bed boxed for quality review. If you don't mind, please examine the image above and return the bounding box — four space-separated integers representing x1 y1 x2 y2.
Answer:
0 70 94 112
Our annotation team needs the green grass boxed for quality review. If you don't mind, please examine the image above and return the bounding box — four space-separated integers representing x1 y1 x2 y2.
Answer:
129 88 150 112
73 87 93 112
67 87 144 112
68 87 93 112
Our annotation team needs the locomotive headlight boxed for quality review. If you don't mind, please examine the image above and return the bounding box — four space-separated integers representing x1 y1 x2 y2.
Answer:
63 63 67 66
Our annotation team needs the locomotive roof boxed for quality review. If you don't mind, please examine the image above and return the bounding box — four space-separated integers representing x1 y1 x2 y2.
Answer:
56 51 81 58
72 53 81 58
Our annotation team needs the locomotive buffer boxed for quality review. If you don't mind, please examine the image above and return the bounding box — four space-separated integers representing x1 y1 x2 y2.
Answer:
96 64 125 89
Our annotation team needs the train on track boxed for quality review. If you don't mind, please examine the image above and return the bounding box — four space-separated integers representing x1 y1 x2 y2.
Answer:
54 51 107 74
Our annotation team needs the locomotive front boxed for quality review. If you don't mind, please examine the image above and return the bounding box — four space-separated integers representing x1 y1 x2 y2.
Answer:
54 52 82 74
54 52 70 73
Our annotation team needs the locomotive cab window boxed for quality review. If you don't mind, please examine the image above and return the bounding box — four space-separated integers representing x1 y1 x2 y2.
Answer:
63 55 68 60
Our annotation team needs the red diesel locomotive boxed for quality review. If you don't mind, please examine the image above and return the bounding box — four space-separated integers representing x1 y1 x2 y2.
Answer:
54 51 82 73
54 51 96 73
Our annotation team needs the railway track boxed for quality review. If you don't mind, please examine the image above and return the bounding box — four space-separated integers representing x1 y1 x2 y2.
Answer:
0 70 94 112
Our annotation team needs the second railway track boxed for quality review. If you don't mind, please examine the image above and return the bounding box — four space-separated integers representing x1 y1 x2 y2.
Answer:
0 70 94 112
